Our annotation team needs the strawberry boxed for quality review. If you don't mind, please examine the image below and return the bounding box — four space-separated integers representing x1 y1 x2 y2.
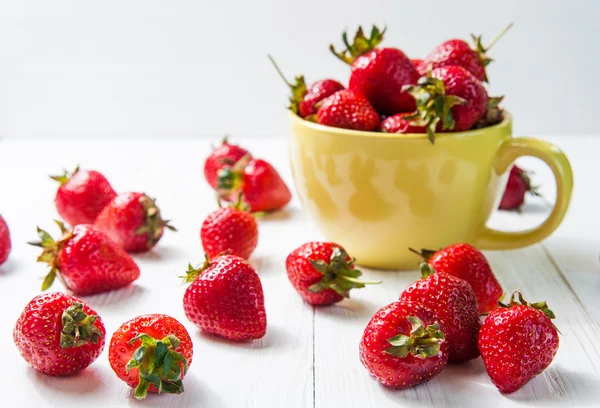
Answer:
269 55 345 118
183 254 266 340
204 137 251 189
331 25 419 115
410 244 503 314
94 192 176 253
286 242 380 306
218 158 291 212
52 166 117 225
13 292 105 376
403 66 488 143
109 314 193 400
360 301 447 389
400 263 480 363
475 96 505 129
411 58 424 73
380 113 426 134
0 215 10 266
316 89 380 131
29 221 140 295
499 165 540 210
200 200 258 260
422 24 512 82
479 292 559 393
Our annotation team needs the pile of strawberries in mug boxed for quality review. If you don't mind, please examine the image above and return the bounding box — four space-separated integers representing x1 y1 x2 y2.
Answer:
0 24 553 401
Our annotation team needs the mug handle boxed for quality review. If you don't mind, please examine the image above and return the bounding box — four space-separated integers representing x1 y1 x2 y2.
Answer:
474 137 573 250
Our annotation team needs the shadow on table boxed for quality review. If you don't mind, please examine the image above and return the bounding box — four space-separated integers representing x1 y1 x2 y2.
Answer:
81 284 148 311
26 366 105 395
196 324 290 352
257 206 302 222
0 258 18 276
314 298 380 321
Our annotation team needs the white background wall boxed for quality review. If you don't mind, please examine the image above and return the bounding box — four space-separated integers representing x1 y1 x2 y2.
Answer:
0 1 598 139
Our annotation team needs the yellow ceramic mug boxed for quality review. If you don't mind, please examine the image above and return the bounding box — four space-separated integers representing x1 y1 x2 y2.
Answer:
289 112 573 270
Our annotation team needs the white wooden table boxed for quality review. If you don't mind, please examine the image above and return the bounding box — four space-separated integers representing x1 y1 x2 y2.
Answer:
0 136 598 407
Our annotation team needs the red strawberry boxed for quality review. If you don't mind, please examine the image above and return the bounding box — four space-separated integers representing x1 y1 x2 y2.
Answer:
204 137 251 189
360 301 447 389
183 254 266 340
52 166 116 225
269 55 345 118
400 263 480 363
218 158 291 212
331 25 419 115
109 314 193 400
316 89 380 131
0 215 10 265
410 244 503 314
286 242 380 306
200 201 258 260
499 165 540 210
13 292 105 376
404 66 488 143
29 221 140 295
380 113 427 133
479 292 559 393
94 192 176 253
411 58 424 72
423 24 512 82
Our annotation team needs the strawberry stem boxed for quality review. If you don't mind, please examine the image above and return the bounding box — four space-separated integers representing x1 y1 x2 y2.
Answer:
60 302 103 348
385 316 445 358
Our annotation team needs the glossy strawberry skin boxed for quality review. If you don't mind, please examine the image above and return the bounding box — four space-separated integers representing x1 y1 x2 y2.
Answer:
58 225 140 295
286 242 347 305
349 48 419 115
428 244 502 314
400 272 480 363
499 166 528 210
240 159 291 212
109 314 193 392
201 207 258 260
380 114 427 133
299 79 345 117
424 39 485 82
183 255 266 341
204 141 251 189
360 301 448 389
55 170 116 225
13 292 106 376
317 89 380 131
432 66 488 132
479 305 559 393
0 215 10 265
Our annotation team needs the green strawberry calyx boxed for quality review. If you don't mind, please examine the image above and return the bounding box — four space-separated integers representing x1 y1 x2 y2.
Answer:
330 25 386 65
385 316 446 358
471 23 513 82
409 247 439 262
60 302 103 348
134 194 177 248
418 261 439 278
182 254 212 283
50 165 80 185
28 220 73 291
402 69 467 145
268 55 307 115
126 333 189 400
498 291 556 320
216 154 251 200
308 246 380 298
474 96 505 129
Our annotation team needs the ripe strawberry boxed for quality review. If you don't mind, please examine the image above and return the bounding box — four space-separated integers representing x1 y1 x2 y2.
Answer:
94 192 176 253
499 165 540 210
13 292 105 376
410 244 503 314
380 113 426 133
109 314 193 400
183 254 266 340
204 137 251 189
331 25 419 115
0 215 11 266
411 58 424 73
201 201 258 260
400 263 480 363
423 24 512 82
479 292 559 393
269 55 345 118
286 242 380 306
29 221 140 295
403 66 488 143
316 89 380 131
218 158 291 212
360 301 447 389
52 166 117 225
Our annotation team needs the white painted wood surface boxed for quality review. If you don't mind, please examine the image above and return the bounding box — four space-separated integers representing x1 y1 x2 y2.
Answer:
0 136 598 407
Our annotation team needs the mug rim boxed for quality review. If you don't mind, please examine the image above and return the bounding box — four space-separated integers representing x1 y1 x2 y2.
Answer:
290 111 512 140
